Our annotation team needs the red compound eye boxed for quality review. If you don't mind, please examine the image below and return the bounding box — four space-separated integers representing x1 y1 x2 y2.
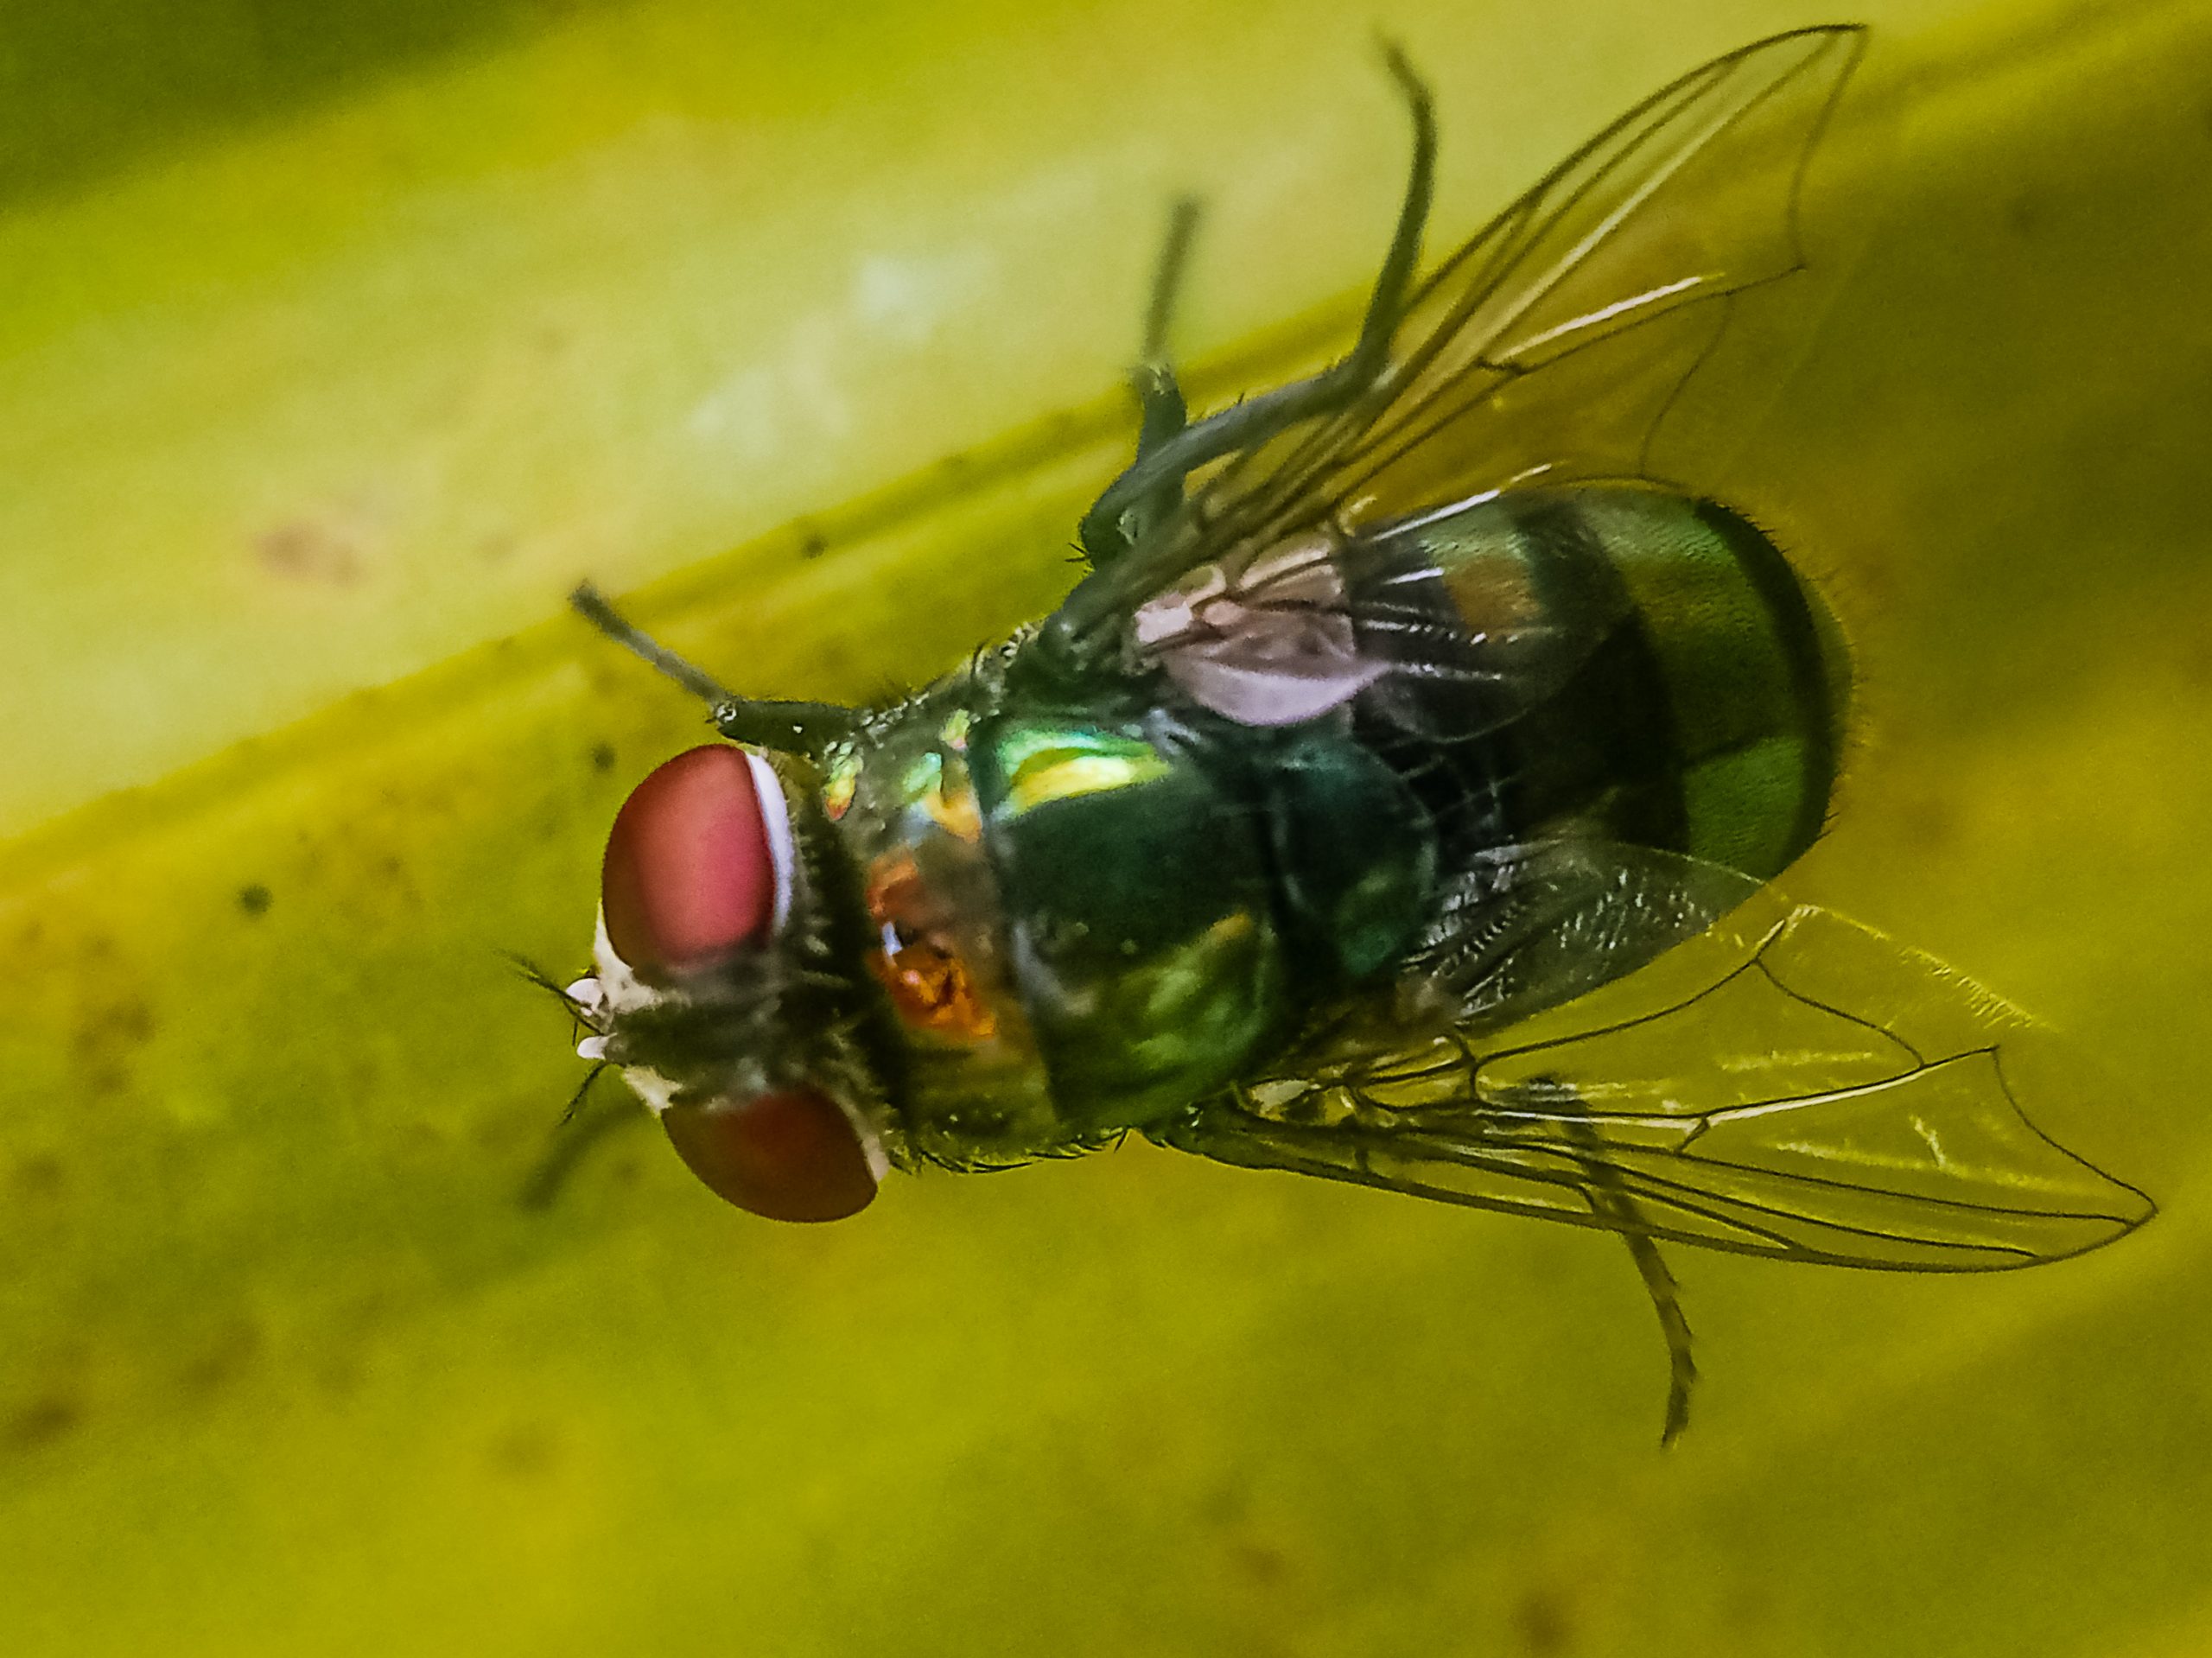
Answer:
661 1088 880 1223
602 746 783 980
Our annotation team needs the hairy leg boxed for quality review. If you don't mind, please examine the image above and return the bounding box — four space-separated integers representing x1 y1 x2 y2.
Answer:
1074 44 1435 569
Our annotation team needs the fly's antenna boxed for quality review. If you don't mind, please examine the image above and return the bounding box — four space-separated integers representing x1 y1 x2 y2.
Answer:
569 582 860 755
505 951 603 1029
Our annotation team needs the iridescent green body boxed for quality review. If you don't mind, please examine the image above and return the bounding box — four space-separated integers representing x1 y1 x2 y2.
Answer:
817 484 1847 1169
563 31 2150 1448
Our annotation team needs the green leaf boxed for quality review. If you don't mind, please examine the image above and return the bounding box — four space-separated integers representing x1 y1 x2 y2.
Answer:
6 2 2211 1654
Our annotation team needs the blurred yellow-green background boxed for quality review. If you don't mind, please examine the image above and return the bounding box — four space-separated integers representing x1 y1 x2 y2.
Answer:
5 0 2211 1652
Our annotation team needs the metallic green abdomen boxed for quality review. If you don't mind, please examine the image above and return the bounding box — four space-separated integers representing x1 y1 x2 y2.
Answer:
1364 485 1846 884
1568 487 1845 878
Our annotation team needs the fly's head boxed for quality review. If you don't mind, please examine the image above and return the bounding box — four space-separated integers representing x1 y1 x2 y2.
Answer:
566 744 896 1222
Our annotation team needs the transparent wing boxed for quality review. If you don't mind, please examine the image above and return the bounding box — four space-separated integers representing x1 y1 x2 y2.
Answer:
1178 27 1864 562
1154 848 2154 1270
1128 485 1645 732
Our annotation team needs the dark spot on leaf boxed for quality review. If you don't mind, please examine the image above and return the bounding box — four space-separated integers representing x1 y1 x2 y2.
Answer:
590 742 617 773
73 997 155 1059
798 524 829 560
316 1356 365 1398
239 882 273 917
488 1422 562 1481
14 1155 63 1198
7 1396 82 1451
180 1318 264 1398
257 518 365 586
1229 1540 1287 1585
1514 1586 1573 1656
1198 1475 1249 1526
1901 791 1959 853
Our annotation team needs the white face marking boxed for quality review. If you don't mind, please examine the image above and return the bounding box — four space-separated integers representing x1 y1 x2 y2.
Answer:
622 1066 683 1117
575 1035 609 1061
743 750 798 935
590 908 666 1017
565 976 605 1013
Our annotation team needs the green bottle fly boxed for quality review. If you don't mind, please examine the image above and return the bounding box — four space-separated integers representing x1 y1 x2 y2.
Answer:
550 26 2151 1443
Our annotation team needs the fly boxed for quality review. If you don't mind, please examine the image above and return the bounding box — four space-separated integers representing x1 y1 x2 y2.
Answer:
543 26 2152 1442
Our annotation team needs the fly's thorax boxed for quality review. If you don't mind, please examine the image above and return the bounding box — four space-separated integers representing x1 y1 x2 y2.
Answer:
823 680 1329 1150
966 710 1292 1129
817 688 1065 1166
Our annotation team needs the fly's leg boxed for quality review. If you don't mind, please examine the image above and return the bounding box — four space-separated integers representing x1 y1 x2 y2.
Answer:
570 583 858 755
1073 43 1434 569
1134 195 1202 458
519 1083 653 1210
1556 1103 1698 1445
1618 1226 1698 1447
1098 195 1205 561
